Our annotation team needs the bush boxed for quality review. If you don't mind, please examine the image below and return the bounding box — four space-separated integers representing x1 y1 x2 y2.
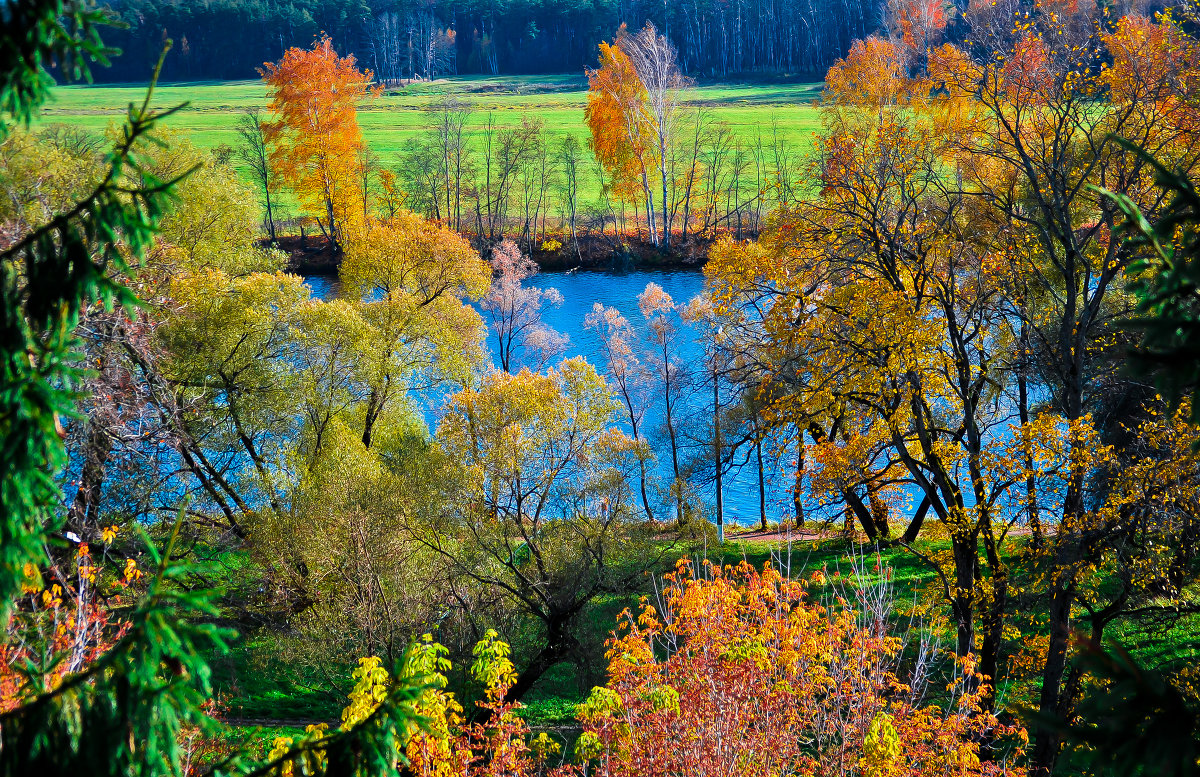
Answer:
575 560 1026 777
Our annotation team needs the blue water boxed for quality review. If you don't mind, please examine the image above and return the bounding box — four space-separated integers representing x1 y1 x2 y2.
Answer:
306 269 795 526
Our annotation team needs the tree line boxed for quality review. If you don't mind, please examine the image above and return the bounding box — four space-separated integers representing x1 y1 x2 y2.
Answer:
96 0 880 83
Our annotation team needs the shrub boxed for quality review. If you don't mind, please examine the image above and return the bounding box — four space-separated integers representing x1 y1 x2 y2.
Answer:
575 560 1026 777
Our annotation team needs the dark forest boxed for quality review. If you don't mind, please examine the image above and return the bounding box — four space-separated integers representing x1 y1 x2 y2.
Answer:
96 0 881 81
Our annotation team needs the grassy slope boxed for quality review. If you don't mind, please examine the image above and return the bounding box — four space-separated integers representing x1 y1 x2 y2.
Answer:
41 76 824 206
212 533 946 730
206 527 1200 776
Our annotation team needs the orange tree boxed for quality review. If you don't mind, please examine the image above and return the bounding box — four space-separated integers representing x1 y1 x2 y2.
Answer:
926 4 1200 770
710 35 1027 716
585 25 689 247
262 35 376 254
585 33 651 237
576 560 1026 777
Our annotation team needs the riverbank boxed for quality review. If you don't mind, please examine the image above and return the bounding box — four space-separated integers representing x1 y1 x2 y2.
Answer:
278 231 725 276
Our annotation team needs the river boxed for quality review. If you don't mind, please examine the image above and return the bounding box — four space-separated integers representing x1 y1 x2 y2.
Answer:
306 269 796 527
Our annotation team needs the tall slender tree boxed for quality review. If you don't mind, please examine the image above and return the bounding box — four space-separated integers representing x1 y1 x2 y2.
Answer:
234 107 277 242
620 23 690 248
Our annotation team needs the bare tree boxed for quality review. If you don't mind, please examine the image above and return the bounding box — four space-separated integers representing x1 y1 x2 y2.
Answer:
355 146 382 225
516 119 553 250
399 99 473 227
473 114 540 241
619 22 690 248
367 10 404 85
699 121 733 236
556 135 583 259
673 107 707 242
638 282 691 521
234 108 277 242
585 303 656 521
480 240 567 372
433 99 472 230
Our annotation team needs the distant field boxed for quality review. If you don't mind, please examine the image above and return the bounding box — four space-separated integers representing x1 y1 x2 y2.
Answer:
42 76 824 198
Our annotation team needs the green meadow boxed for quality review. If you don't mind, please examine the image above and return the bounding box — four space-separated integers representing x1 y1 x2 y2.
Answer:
42 76 825 192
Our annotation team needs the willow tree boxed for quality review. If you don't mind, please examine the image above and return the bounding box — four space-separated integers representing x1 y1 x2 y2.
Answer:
340 210 490 448
0 3 424 774
427 357 664 705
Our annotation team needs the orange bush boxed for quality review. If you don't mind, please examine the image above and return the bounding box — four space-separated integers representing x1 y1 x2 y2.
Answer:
1 540 138 712
576 561 1025 777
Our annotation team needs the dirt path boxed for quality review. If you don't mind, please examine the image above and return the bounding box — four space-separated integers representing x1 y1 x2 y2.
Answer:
725 525 842 544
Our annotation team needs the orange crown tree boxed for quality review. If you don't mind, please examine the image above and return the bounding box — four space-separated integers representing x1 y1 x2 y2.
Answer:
585 36 650 229
262 35 376 254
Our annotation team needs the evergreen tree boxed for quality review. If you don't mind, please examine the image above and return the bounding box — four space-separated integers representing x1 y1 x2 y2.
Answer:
0 3 426 774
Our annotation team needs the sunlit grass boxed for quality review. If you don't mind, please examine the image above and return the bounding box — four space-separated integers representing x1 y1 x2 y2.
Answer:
42 76 824 207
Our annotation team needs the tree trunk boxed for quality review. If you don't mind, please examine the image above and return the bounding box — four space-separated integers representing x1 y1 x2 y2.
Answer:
1018 322 1042 549
67 408 113 540
660 147 671 249
362 386 385 449
472 620 577 722
713 363 723 541
946 535 979 671
265 184 277 243
756 437 767 531
843 487 880 541
1031 582 1074 776
901 496 931 543
792 442 805 527
666 394 685 524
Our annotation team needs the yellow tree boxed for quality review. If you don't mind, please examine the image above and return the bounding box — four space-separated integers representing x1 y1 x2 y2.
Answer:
710 11 1200 771
262 35 376 253
708 35 1026 716
926 7 1200 769
428 357 662 705
340 210 490 448
158 270 315 515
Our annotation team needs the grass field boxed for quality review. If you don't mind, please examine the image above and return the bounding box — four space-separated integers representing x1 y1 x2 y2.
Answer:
42 76 824 200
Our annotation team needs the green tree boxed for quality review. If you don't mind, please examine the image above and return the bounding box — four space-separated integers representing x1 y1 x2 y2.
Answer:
340 211 489 448
0 5 425 774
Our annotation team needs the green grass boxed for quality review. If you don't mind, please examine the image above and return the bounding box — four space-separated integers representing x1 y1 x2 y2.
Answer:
211 724 308 762
206 533 944 725
41 76 824 207
202 529 1199 768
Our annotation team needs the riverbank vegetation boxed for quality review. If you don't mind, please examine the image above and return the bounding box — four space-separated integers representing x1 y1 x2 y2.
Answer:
4 0 1200 775
45 79 818 267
